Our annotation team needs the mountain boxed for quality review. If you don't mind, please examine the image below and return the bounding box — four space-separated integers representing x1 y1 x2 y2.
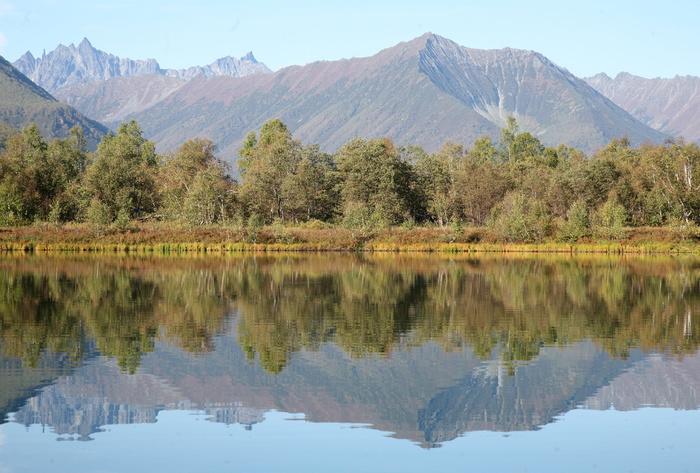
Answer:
585 72 700 142
98 33 665 166
55 74 186 125
0 55 108 149
12 38 272 94
20 34 666 165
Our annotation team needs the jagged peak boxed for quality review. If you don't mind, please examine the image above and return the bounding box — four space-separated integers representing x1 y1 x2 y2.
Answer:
241 52 258 63
19 50 35 62
79 37 93 48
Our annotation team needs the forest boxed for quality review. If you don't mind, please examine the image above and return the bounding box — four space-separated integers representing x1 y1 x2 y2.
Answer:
1 116 699 245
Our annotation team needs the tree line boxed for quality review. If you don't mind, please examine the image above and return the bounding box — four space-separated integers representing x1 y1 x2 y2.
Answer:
1 116 699 242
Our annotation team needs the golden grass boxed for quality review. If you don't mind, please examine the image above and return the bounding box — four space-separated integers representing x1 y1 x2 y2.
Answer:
0 222 699 254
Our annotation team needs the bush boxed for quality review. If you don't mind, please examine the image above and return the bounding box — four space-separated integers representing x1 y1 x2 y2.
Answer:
593 196 627 240
559 199 591 242
488 192 551 242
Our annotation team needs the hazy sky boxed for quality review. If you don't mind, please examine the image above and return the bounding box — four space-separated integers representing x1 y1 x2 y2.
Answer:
1 0 697 79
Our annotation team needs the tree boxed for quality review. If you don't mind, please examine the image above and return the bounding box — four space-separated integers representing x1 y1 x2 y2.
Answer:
414 142 461 227
471 136 499 163
335 137 416 227
640 138 700 224
160 138 236 224
498 116 545 163
280 145 339 222
559 199 591 242
0 124 87 224
453 157 511 226
488 191 551 242
82 120 159 225
238 119 302 222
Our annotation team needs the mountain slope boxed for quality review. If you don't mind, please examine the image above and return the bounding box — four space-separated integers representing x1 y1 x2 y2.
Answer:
13 38 271 94
419 35 665 151
585 72 700 141
118 33 663 165
55 74 186 125
0 55 108 149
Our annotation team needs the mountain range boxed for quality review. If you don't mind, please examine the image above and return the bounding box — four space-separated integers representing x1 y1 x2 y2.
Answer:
585 72 700 142
5 33 700 165
13 38 271 94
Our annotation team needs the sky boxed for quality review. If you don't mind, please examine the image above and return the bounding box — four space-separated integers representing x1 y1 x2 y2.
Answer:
0 0 698 79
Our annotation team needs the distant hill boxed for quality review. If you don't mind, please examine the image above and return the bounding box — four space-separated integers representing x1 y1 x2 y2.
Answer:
13 38 272 94
585 72 700 142
0 55 108 149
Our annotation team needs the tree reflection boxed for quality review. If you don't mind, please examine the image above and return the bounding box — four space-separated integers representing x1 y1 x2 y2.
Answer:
0 253 698 375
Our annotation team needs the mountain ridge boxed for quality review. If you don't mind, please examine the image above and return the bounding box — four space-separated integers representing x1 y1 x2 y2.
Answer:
585 72 700 141
13 38 272 94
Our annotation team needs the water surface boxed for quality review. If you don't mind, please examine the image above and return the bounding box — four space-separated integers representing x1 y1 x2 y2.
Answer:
0 253 698 472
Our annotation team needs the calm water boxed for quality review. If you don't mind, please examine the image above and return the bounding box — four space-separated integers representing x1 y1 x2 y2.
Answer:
0 253 698 472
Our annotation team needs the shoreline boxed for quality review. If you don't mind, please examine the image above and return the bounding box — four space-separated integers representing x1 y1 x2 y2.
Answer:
1 223 699 254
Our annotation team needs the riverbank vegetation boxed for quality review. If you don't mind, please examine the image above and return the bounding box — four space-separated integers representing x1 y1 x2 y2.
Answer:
1 117 700 251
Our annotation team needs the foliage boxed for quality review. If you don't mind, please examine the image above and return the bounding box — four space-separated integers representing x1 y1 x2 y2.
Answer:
593 195 628 240
559 199 591 242
160 138 237 225
238 119 338 223
3 116 700 245
488 191 552 242
81 120 158 225
336 137 418 228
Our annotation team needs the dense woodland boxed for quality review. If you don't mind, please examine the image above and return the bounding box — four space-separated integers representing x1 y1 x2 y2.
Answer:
1 117 700 243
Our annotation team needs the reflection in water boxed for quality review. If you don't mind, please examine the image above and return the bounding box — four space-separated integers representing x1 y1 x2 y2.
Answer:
0 253 699 447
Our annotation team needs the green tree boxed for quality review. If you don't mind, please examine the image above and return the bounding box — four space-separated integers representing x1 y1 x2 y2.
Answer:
0 124 87 224
594 194 628 240
454 157 511 226
335 137 416 227
498 116 545 164
488 191 551 242
82 120 159 224
280 144 339 222
559 199 592 242
414 142 461 226
160 138 236 224
238 119 303 222
640 138 700 224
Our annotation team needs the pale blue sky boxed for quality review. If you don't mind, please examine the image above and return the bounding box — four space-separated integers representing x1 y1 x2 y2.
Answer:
1 0 697 79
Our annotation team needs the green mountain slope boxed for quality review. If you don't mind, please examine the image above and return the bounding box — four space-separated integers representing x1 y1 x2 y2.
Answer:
0 55 108 149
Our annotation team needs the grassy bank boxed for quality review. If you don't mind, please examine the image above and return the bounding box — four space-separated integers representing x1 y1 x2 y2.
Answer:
1 222 699 254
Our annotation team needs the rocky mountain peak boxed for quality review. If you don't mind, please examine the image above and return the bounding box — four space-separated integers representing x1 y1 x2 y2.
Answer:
241 51 258 63
12 39 272 93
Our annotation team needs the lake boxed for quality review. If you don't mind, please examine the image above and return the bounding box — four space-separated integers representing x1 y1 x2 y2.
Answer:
0 252 698 472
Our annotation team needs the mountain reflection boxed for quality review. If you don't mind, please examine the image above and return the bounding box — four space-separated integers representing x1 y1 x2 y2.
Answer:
1 253 699 445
